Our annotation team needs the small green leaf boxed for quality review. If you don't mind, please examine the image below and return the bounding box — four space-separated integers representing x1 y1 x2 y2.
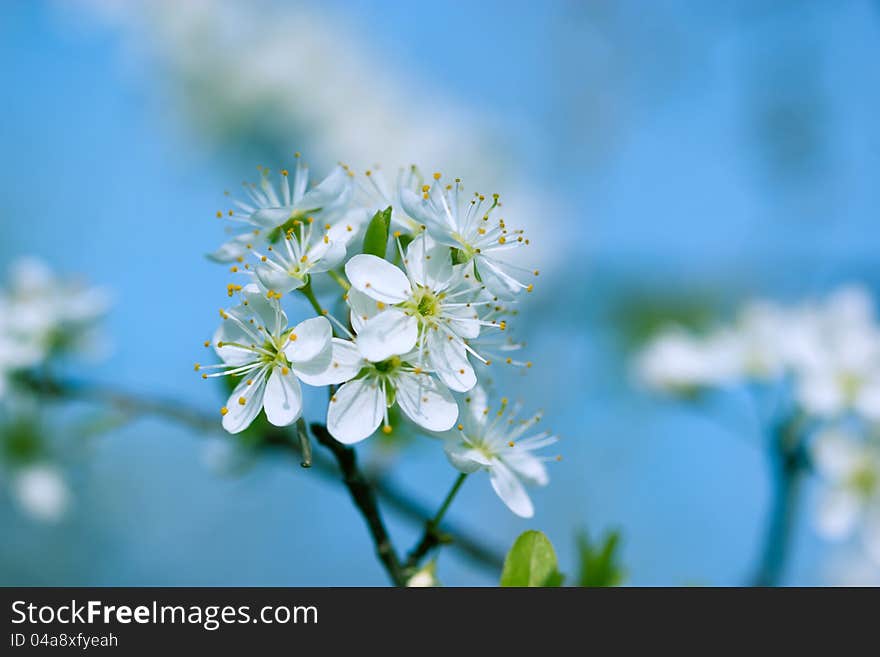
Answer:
361 206 392 258
577 529 625 587
500 530 562 587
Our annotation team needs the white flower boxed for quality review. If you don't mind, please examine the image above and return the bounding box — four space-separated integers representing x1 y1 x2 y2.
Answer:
344 235 504 392
209 158 353 265
325 345 459 444
443 388 557 518
635 327 741 393
11 464 70 523
400 176 537 299
198 284 337 433
811 428 880 562
0 257 109 377
406 560 440 587
354 166 424 235
791 310 880 420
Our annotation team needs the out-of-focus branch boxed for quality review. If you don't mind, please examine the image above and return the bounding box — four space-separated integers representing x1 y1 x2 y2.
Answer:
23 376 506 577
750 414 808 587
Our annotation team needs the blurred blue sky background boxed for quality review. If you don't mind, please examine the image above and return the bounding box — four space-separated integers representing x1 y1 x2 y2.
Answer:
1 0 879 585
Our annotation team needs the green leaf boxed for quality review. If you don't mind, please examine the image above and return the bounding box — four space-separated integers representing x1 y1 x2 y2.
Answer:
577 529 625 587
500 530 563 587
361 206 392 258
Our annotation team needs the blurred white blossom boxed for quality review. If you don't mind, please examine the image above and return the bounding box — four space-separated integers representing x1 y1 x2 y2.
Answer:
636 285 880 423
811 428 880 563
0 257 110 399
11 463 71 523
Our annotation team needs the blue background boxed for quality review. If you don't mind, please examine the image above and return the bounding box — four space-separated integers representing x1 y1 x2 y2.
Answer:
1 0 879 585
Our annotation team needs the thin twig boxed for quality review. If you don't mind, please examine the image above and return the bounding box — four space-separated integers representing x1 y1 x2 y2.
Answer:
309 423 405 586
405 473 468 570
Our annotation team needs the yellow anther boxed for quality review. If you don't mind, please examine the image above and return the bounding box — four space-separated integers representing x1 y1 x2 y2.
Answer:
220 407 229 416
422 185 430 193
217 340 224 348
306 216 314 224
324 223 331 230
194 363 201 371
365 170 372 176
246 379 253 386
330 395 338 403
555 455 563 462
281 169 289 176
498 236 506 244
281 367 289 375
508 441 515 447
230 266 239 273
203 341 210 347
238 397 247 406
201 373 207 379
289 333 298 341
376 301 386 310
382 425 392 435
526 361 533 368
216 211 223 218
346 225 353 232
499 321 507 331
506 357 512 364
236 256 244 263
393 231 401 237
294 151 301 158
433 172 441 180
526 284 534 293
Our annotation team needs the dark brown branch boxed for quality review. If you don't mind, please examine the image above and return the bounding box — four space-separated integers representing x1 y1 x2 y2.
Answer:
309 424 405 586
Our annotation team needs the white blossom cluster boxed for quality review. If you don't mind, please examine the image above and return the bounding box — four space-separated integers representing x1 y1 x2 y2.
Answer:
636 285 880 563
0 258 110 399
199 159 558 517
636 286 880 420
0 257 109 523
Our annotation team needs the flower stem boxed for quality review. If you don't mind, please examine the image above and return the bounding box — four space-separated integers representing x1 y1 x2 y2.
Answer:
298 283 324 316
295 417 312 468
431 473 468 529
405 473 468 570
327 269 350 291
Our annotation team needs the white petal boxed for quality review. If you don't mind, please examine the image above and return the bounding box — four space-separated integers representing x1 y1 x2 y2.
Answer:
395 372 458 432
489 460 534 518
405 235 453 290
327 378 385 444
329 208 370 248
797 373 844 416
476 256 523 300
299 338 365 386
345 254 412 304
254 262 300 294
400 187 442 228
241 284 287 336
223 372 268 434
284 316 332 364
263 368 303 427
348 288 381 334
213 319 258 366
251 207 292 228
296 166 352 212
208 233 258 263
504 452 549 486
442 304 481 339
444 438 490 473
815 488 860 539
427 330 476 392
357 309 419 362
